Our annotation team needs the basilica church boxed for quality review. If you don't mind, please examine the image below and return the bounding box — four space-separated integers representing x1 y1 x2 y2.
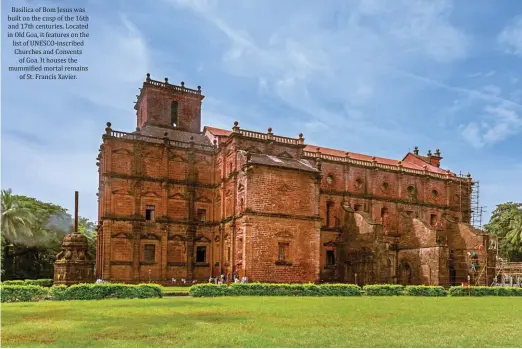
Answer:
95 74 495 286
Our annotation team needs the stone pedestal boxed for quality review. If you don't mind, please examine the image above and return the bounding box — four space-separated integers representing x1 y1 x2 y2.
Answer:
54 232 95 285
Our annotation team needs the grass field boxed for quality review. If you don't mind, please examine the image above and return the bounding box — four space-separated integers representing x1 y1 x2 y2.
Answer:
2 297 522 347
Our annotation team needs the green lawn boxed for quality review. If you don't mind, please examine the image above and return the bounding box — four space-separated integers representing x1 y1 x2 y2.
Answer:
2 297 521 347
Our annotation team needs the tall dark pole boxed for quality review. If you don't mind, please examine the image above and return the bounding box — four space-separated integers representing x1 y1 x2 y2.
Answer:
75 191 79 232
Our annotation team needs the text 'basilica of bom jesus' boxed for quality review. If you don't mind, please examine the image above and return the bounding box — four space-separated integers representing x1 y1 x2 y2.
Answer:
96 74 495 287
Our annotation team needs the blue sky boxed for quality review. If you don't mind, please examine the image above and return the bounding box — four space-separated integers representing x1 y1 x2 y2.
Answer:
2 0 522 224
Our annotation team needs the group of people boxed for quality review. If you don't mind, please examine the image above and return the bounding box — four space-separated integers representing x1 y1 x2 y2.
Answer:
170 278 198 284
169 272 248 285
209 271 248 285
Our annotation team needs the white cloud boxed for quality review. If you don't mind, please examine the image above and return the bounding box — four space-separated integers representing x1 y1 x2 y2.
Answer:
498 15 522 56
459 103 522 148
76 14 150 113
163 0 473 146
460 122 484 148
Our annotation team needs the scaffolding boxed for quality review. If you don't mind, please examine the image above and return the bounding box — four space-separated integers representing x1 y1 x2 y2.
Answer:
470 181 486 229
457 172 486 228
449 248 491 286
490 237 522 287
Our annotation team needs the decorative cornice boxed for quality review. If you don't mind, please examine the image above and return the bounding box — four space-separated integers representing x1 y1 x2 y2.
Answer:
100 216 220 226
241 209 322 221
104 173 219 189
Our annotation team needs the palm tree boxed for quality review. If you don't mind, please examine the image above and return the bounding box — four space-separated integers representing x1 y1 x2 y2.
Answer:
1 189 36 277
1 189 35 241
507 214 522 252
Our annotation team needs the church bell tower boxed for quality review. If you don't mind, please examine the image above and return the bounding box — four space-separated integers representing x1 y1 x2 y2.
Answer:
134 73 204 133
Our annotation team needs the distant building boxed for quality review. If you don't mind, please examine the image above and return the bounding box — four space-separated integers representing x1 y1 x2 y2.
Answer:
96 74 495 286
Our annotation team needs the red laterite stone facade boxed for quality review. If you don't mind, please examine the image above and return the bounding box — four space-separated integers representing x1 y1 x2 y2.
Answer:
96 75 495 287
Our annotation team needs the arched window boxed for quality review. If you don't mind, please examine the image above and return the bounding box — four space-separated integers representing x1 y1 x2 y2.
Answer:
171 101 178 126
407 185 417 201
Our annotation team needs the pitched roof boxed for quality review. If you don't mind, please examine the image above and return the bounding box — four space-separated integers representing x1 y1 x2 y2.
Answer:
248 153 319 173
204 126 232 137
304 144 449 175
203 126 452 175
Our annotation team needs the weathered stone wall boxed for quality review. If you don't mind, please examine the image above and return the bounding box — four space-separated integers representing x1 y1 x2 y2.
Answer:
96 77 485 285
242 215 321 283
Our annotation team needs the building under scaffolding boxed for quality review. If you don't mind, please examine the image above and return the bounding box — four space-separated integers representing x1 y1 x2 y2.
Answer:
451 172 492 286
458 172 486 230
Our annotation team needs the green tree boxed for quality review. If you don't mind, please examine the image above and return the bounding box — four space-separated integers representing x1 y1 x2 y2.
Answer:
506 214 522 252
484 202 522 261
78 217 97 260
1 189 35 241
1 190 72 279
1 189 36 277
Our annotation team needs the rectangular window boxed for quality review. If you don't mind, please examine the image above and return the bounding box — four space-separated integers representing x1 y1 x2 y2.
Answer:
196 246 207 263
278 243 289 261
430 214 437 226
227 247 231 262
145 205 155 221
354 204 362 212
326 250 336 266
171 101 178 126
197 209 207 223
326 202 333 227
144 244 155 263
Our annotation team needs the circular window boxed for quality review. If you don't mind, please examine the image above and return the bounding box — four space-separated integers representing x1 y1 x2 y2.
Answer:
326 175 334 185
381 182 389 193
355 178 363 189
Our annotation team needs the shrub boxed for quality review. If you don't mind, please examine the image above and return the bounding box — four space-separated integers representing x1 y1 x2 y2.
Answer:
494 287 522 296
189 283 361 297
1 285 48 303
190 284 228 297
2 279 53 287
1 280 26 286
316 284 361 296
363 284 404 296
49 283 163 300
49 285 68 300
449 286 522 297
404 285 448 297
137 284 163 298
24 279 53 287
